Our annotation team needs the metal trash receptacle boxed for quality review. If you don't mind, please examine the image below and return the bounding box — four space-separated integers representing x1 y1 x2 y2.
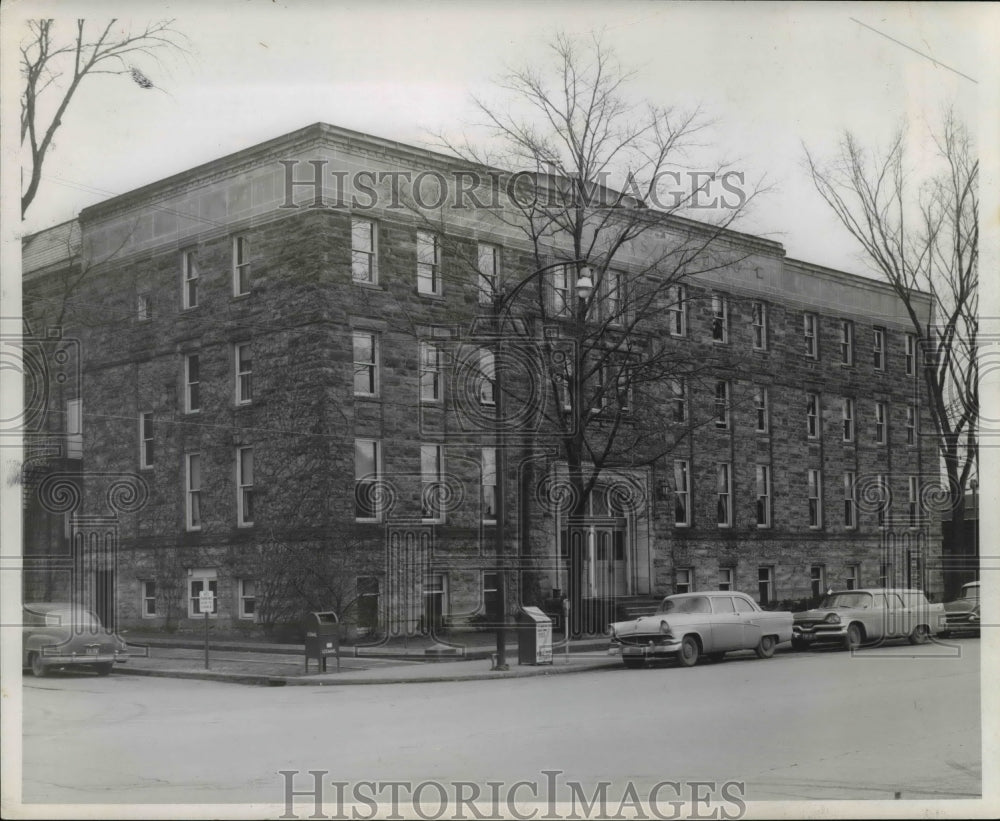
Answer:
303 611 340 673
517 606 553 665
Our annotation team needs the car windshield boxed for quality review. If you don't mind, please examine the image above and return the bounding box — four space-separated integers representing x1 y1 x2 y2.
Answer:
818 592 873 610
656 596 711 615
959 585 980 601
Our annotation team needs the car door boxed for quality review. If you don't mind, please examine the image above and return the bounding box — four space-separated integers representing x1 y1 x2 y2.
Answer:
709 595 743 650
733 595 763 649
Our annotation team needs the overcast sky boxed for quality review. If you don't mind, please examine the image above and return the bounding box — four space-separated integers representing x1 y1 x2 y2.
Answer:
4 1 994 277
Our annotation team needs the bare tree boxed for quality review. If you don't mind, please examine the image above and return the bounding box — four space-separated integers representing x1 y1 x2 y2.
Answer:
805 110 978 566
20 18 187 216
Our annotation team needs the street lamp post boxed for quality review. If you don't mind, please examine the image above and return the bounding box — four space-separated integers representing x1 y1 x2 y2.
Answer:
490 260 593 670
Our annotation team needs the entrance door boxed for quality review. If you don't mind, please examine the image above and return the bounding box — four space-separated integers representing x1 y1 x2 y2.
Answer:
422 574 446 634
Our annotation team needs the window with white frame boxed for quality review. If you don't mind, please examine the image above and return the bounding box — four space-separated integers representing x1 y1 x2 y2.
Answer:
905 334 916 377
908 476 919 527
844 471 857 529
185 453 202 530
482 448 497 524
668 285 686 337
66 398 82 459
875 401 887 444
551 265 571 318
718 568 734 591
804 313 818 359
137 293 152 321
141 580 156 618
479 349 496 405
758 566 774 606
421 444 444 521
354 439 381 521
906 404 917 445
357 576 380 631
352 218 377 284
233 235 251 296
811 565 826 598
840 320 854 365
808 469 822 528
715 380 730 429
842 397 855 442
752 301 768 350
416 231 441 295
717 462 732 527
236 446 253 527
756 464 771 528
600 269 623 325
235 343 252 405
419 342 441 403
873 327 885 370
675 568 693 594
876 474 888 528
353 331 378 396
477 243 499 304
674 459 690 526
878 562 890 587
671 379 687 423
185 354 200 413
846 564 860 590
755 385 769 433
239 579 256 620
806 392 820 438
182 250 198 309
712 294 728 342
140 412 154 469
188 569 218 617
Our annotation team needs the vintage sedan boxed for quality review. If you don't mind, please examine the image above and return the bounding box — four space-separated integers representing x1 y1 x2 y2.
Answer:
941 581 980 637
609 591 793 669
22 602 128 677
792 588 945 651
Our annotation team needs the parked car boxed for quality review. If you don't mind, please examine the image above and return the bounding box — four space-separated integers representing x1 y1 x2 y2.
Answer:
22 602 128 677
941 581 980 637
609 591 793 669
791 588 945 651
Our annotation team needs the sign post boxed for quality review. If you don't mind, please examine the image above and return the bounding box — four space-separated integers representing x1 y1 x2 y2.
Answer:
199 590 215 669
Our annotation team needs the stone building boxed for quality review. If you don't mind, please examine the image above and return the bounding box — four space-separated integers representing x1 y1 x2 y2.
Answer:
21 122 942 636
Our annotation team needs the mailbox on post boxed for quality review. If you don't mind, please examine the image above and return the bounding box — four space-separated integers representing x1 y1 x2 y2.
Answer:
517 607 553 665
303 611 340 673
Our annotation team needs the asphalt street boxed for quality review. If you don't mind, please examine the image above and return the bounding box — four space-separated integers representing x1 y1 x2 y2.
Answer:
17 639 981 810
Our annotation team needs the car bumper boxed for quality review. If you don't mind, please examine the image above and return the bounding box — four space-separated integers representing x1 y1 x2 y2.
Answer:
35 650 128 667
792 626 847 644
613 639 683 658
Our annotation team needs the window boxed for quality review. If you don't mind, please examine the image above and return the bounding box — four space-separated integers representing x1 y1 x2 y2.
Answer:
717 462 732 527
803 313 818 359
668 286 686 337
353 331 378 396
479 349 496 406
182 250 198 309
354 439 381 521
840 320 854 365
185 453 202 531
551 265 571 318
357 577 380 631
842 397 855 442
185 354 200 413
482 448 497 523
66 398 82 459
233 235 251 296
844 471 857 529
718 568 734 592
846 564 860 591
482 572 501 621
876 474 888 528
137 293 152 322
875 401 887 444
905 334 916 377
811 565 826 598
613 363 633 414
139 412 154 469
417 231 441 295
600 269 623 325
755 386 769 433
873 327 885 370
751 301 768 350
715 380 730 430
673 460 690 526
808 469 822 528
908 476 919 527
756 465 771 528
239 579 256 620
758 567 774 606
477 243 499 304
675 568 693 594
235 343 252 405
878 562 890 587
141 581 156 618
188 569 217 617
236 446 254 527
711 294 728 342
806 392 820 438
906 404 917 445
421 444 444 521
352 218 377 284
419 342 441 402
671 379 687 423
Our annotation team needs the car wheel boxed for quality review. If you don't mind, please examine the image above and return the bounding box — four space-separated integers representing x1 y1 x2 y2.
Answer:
754 635 776 659
908 625 930 645
677 636 699 667
29 653 47 678
94 662 114 676
843 623 863 651
791 638 809 652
